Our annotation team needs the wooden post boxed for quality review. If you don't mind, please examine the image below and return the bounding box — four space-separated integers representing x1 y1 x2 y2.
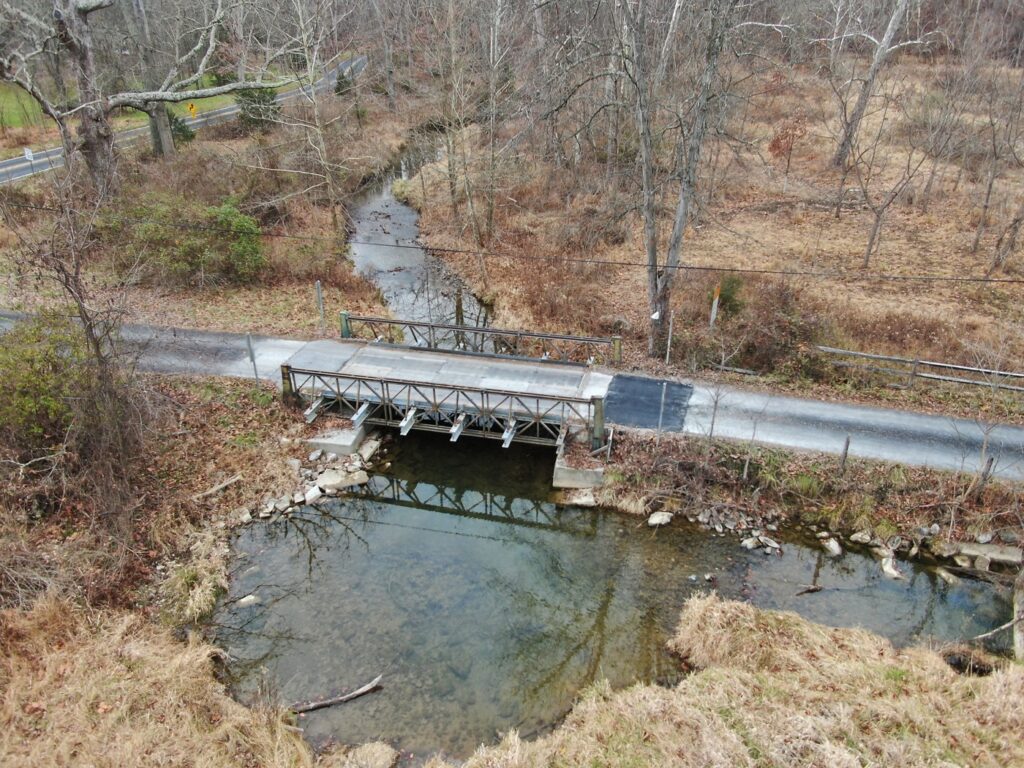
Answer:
315 280 325 334
591 396 605 451
656 381 667 446
1014 566 1024 661
664 311 675 365
839 435 851 475
340 310 352 338
611 335 623 365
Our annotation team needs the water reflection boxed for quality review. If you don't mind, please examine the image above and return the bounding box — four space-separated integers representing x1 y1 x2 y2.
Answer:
215 434 1013 761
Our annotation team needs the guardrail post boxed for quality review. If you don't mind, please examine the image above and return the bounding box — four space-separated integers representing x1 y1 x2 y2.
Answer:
591 396 605 450
281 364 299 406
908 359 919 389
611 336 623 365
340 310 352 338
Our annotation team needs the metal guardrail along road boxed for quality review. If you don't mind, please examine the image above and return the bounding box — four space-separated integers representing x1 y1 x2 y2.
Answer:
341 312 622 366
817 345 1024 393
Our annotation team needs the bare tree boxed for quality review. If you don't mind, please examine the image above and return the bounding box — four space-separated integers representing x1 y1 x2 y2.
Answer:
0 0 292 188
849 79 931 267
823 0 930 168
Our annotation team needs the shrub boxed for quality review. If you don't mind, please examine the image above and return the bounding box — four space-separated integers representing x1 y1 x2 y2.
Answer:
101 195 265 288
0 312 93 462
168 112 195 145
334 72 354 96
236 88 280 133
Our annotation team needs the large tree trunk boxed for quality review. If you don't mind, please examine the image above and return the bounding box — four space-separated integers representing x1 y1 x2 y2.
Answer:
832 0 910 168
148 104 176 158
56 0 118 190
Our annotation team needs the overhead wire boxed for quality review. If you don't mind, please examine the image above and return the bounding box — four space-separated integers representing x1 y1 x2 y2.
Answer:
3 199 1023 285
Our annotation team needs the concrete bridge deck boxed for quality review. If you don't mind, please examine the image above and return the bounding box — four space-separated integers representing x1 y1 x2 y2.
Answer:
283 339 611 401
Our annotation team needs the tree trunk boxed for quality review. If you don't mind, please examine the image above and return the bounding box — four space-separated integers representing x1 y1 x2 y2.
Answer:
148 104 176 158
56 0 118 190
833 0 910 168
972 161 997 253
1014 566 1024 661
863 211 884 267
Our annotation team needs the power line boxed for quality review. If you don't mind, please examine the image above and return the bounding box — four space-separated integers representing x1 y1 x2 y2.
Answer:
4 199 1024 286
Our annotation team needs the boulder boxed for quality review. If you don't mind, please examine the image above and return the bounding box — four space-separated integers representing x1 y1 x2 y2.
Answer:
308 448 324 462
957 541 1022 565
975 532 994 545
740 537 761 550
238 509 253 524
821 537 843 557
849 530 873 545
318 468 370 492
647 511 673 528
273 495 291 513
758 535 781 550
304 486 323 505
881 556 904 580
975 555 991 572
325 452 339 463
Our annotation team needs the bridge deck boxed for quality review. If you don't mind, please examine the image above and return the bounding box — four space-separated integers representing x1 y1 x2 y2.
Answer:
282 340 612 446
284 340 611 400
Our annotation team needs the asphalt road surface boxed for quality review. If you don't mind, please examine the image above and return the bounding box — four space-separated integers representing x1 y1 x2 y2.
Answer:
3 315 1016 480
0 56 367 185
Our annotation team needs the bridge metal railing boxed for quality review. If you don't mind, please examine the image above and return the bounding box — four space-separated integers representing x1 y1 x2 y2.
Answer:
339 312 622 366
816 345 1024 393
282 364 603 447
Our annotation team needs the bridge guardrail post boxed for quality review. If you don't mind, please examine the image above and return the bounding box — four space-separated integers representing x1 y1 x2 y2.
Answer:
281 364 299 407
340 310 352 338
611 336 622 365
591 396 605 450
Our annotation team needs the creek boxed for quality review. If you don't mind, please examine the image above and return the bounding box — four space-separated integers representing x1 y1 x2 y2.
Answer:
215 433 1012 761
213 147 1012 762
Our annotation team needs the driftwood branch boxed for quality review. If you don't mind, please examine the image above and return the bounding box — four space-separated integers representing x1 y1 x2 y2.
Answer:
191 474 242 501
290 675 383 714
971 614 1024 642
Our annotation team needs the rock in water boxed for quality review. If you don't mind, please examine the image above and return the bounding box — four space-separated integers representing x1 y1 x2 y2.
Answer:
317 468 370 491
236 594 261 608
881 556 905 580
850 530 873 545
740 537 761 550
647 511 673 528
822 537 843 557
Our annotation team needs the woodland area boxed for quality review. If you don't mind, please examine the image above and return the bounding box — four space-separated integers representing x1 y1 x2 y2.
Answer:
1 1 1024 766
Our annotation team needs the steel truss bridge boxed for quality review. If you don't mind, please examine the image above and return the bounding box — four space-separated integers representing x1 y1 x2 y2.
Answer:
280 339 610 448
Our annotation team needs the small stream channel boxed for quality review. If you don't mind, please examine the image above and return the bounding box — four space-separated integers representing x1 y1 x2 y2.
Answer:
347 146 490 331
214 147 1013 762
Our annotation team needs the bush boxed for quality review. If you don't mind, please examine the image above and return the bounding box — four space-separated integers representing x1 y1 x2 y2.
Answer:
101 195 265 287
334 72 353 96
0 313 93 462
168 112 195 146
236 88 280 134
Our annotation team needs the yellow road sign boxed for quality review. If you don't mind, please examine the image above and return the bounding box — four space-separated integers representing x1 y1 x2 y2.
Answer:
187 102 197 118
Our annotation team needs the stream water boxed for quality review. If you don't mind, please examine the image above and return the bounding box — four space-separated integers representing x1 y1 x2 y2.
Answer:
214 150 1013 762
215 434 1012 762
347 148 490 330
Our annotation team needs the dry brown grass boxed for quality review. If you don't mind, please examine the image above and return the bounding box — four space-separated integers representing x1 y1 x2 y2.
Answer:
0 597 314 768
408 63 1024 407
427 594 1024 768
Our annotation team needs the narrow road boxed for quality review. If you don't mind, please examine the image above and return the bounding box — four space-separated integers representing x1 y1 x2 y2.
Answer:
3 315 1014 480
0 56 367 185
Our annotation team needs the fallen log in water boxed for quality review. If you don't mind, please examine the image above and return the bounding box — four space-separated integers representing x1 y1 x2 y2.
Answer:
290 674 383 714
